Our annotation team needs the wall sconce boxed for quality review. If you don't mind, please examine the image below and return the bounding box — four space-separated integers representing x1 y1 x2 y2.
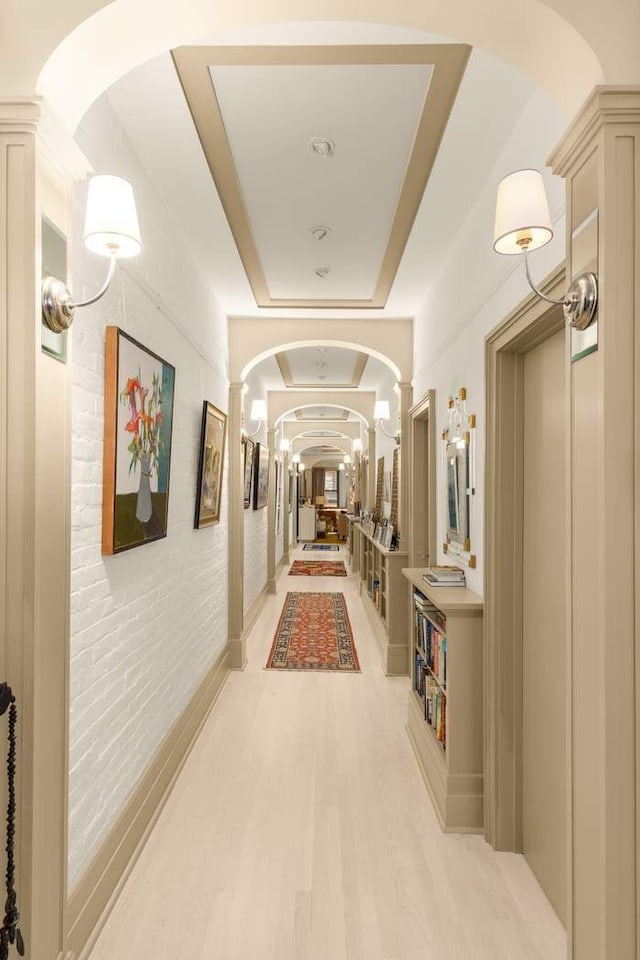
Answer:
374 400 400 443
493 169 598 330
243 399 267 440
42 175 141 332
298 462 306 472
343 455 351 465
338 463 345 472
279 438 290 453
352 438 363 453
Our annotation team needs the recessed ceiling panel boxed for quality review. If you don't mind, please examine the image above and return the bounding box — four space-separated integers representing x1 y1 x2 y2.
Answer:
276 346 368 387
172 44 470 308
295 406 350 421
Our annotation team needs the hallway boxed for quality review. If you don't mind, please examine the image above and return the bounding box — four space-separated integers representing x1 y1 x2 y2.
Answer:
87 545 564 960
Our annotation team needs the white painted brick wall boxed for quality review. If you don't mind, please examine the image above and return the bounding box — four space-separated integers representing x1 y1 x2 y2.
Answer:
68 98 230 889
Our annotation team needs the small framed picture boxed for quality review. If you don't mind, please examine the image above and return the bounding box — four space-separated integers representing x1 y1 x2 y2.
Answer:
253 442 269 510
194 401 227 529
243 438 255 509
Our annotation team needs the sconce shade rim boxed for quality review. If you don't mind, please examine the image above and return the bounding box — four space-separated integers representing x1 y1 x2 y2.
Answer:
84 230 141 259
493 225 553 255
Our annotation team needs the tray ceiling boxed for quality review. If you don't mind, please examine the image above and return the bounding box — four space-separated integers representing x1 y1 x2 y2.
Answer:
172 44 470 309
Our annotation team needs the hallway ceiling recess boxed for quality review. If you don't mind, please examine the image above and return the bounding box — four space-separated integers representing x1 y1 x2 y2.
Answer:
172 44 470 308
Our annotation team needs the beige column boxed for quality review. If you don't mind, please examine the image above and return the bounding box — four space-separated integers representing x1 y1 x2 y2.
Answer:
266 427 277 593
0 98 84 960
282 451 290 564
548 87 640 960
397 381 413 553
227 381 245 667
367 427 376 513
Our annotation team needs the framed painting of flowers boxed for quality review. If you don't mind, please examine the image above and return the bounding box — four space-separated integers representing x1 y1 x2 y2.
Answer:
102 327 176 554
194 400 227 529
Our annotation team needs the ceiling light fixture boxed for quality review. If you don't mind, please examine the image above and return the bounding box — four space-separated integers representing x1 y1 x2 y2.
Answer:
42 174 141 332
493 169 598 330
308 137 335 159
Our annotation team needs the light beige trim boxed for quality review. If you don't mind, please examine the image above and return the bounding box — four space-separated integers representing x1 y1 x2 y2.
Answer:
275 350 368 388
242 583 269 642
67 645 231 960
172 44 470 309
484 264 566 852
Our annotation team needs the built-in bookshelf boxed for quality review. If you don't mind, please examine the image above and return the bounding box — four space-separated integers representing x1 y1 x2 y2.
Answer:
353 523 408 675
402 568 483 832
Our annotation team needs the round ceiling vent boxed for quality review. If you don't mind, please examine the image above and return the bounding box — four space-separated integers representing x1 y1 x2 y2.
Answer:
308 138 335 159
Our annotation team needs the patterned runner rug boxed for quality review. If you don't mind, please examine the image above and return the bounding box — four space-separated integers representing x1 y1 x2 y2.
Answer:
289 560 347 577
302 543 339 551
266 592 360 672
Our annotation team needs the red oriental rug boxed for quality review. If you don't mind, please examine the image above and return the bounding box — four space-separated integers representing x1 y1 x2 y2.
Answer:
288 560 347 577
266 592 360 672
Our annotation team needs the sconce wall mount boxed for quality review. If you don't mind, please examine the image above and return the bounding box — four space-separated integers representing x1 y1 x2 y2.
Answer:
42 174 141 333
494 168 598 331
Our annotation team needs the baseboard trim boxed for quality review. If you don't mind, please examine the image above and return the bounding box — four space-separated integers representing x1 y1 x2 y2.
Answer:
65 645 230 960
242 584 268 641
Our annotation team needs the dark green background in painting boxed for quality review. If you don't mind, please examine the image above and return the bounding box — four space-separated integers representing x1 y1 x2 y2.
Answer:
114 492 168 551
157 365 175 493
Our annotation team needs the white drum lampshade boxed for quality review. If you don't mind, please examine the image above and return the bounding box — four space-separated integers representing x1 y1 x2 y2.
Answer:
279 438 290 452
250 399 267 422
83 175 142 258
493 169 553 255
374 400 391 421
352 438 363 452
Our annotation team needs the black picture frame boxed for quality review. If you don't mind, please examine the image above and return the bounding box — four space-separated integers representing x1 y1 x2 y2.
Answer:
243 438 255 510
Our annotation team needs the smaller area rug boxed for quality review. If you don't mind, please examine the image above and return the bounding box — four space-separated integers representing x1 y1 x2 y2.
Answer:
266 592 360 672
289 560 347 577
303 543 339 552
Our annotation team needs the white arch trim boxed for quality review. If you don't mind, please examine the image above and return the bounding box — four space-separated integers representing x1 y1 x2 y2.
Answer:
240 339 402 383
273 401 370 428
33 3 607 130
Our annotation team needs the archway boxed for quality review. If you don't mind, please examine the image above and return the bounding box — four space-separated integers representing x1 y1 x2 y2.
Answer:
32 4 607 132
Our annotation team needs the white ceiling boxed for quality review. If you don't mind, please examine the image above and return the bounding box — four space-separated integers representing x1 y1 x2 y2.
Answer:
104 23 536 319
209 61 433 300
279 345 365 385
295 406 355 421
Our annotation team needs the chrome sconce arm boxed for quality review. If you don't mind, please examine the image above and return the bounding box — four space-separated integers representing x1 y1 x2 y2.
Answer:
523 248 598 331
42 256 117 333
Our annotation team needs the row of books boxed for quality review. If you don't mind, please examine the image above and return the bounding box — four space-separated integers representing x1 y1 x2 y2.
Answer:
368 577 380 608
415 613 447 689
425 677 447 747
414 653 447 749
413 590 447 631
422 564 466 588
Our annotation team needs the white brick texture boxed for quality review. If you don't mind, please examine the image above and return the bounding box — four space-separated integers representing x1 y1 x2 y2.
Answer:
68 98 230 889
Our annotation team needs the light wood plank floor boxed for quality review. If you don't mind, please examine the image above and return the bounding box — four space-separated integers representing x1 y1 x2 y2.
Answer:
87 545 566 960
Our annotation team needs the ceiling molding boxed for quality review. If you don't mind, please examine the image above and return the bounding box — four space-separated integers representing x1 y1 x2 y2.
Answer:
172 43 470 309
275 349 369 388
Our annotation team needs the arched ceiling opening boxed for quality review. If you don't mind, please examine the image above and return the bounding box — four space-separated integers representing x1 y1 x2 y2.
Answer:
33 6 609 131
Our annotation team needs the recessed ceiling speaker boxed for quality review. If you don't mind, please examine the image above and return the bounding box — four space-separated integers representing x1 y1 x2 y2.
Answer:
315 267 330 278
308 138 335 159
310 225 332 241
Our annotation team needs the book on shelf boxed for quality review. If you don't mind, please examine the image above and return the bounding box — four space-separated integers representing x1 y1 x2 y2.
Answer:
424 564 465 581
423 565 466 588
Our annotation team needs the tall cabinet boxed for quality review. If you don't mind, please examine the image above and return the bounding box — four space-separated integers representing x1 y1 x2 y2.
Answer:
402 568 483 832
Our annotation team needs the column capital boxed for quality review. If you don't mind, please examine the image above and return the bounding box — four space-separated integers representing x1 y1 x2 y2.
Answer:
549 85 640 175
0 97 41 132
